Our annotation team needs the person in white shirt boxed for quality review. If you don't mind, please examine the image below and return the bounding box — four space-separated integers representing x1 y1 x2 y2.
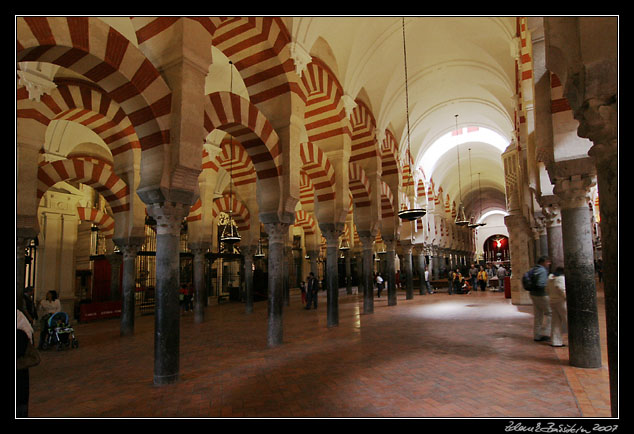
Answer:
36 290 61 349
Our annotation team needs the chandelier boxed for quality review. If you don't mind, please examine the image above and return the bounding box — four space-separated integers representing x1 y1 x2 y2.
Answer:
219 60 241 245
454 114 469 226
397 17 426 222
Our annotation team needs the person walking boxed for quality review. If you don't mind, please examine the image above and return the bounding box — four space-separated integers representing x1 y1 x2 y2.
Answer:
376 273 384 298
528 256 552 342
424 268 433 294
300 281 307 306
304 273 318 309
547 267 567 347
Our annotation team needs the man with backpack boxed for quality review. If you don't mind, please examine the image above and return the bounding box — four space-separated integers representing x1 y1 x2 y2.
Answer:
523 256 552 342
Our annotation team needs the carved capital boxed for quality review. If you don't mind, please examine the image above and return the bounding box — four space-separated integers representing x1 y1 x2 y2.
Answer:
289 41 312 77
264 222 289 245
576 96 617 149
553 174 595 210
146 202 190 236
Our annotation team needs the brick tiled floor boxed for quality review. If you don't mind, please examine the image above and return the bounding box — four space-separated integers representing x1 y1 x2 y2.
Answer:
24 282 612 418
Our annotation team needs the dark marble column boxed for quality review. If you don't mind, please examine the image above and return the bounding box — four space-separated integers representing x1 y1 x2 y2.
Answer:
358 232 375 314
384 238 397 306
543 203 564 271
416 249 427 295
189 243 209 323
117 239 143 336
345 251 352 295
402 243 414 300
264 222 289 347
242 245 255 314
147 202 189 385
589 139 618 416
320 224 343 327
16 233 34 312
106 252 122 301
554 175 601 369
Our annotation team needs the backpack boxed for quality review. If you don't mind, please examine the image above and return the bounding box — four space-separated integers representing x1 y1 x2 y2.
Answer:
522 267 537 291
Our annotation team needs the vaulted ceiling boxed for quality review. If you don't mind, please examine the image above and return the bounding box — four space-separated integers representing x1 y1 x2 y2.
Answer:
27 16 519 221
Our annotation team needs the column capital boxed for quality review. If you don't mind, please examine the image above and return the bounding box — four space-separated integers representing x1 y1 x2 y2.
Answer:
319 223 344 247
264 221 290 245
357 230 376 250
576 96 617 150
542 203 562 227
114 237 145 260
554 174 595 210
146 202 190 236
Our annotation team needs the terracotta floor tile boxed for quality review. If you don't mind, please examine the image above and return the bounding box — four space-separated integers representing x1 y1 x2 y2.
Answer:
23 284 613 419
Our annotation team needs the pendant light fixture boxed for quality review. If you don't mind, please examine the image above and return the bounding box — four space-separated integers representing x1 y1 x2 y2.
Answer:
477 172 487 227
467 148 478 229
220 60 241 246
397 17 426 222
254 236 265 258
454 114 469 226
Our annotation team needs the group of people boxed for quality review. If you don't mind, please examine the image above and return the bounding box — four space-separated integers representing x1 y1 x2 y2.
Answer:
527 256 568 347
300 272 319 310
179 284 194 313
447 264 490 295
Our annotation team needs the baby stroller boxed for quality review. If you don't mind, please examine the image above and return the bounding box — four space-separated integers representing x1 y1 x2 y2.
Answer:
41 312 79 351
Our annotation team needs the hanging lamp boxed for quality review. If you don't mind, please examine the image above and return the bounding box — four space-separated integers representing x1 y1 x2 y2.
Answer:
220 60 241 245
339 237 350 251
454 115 470 226
467 148 478 229
397 17 426 222
254 237 265 257
476 172 487 227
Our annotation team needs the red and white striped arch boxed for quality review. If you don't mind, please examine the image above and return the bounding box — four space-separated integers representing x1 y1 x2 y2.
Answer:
348 162 372 209
294 209 316 236
300 59 350 145
132 17 295 108
204 91 281 181
217 138 257 187
17 81 140 159
350 100 378 163
380 180 395 219
16 17 171 152
380 129 401 178
211 194 250 232
299 172 315 208
186 198 202 223
76 206 115 238
37 158 129 213
299 141 336 203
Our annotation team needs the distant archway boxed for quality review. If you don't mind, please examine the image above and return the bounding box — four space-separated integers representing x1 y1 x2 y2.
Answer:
483 234 509 263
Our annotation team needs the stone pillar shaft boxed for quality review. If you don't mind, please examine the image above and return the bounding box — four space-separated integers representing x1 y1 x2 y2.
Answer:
555 175 601 368
385 239 397 306
402 246 413 300
147 202 189 385
265 222 289 347
118 240 142 336
358 232 375 314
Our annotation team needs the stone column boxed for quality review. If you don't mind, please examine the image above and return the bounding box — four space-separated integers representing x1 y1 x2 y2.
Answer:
320 224 343 327
307 250 319 278
189 243 209 323
504 214 534 305
384 238 397 306
586 125 618 417
117 239 143 336
242 245 255 314
554 175 602 368
358 232 375 314
416 249 427 295
16 232 35 312
264 222 289 347
543 203 564 270
106 252 122 301
402 243 414 300
147 202 190 385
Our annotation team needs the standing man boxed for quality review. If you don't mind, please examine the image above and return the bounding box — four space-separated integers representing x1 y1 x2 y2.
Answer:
497 264 507 293
304 272 318 310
